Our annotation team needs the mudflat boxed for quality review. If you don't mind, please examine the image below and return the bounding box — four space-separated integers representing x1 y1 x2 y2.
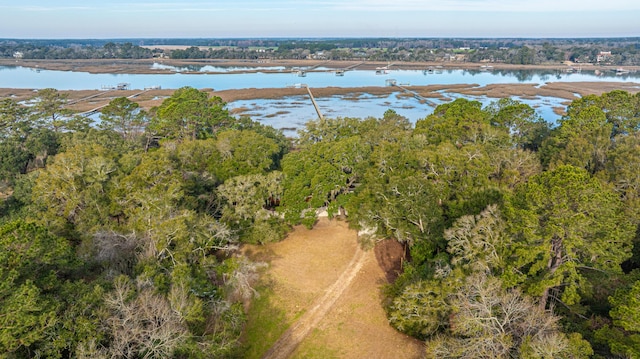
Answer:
2 82 639 117
1 58 638 119
2 58 638 74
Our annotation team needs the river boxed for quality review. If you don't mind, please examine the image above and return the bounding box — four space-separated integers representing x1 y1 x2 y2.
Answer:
1 64 638 135
1 64 638 90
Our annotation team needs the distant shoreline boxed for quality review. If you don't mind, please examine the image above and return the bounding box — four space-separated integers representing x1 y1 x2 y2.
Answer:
1 58 638 75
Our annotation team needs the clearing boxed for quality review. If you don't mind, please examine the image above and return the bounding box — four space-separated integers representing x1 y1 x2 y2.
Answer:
242 218 424 359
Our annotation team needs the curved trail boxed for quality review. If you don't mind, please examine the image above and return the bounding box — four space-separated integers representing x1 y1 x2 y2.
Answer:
261 243 368 359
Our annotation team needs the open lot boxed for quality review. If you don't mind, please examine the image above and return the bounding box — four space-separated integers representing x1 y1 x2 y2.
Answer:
241 218 423 359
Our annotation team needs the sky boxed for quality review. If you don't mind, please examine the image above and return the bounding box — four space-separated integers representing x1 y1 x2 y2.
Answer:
0 0 638 39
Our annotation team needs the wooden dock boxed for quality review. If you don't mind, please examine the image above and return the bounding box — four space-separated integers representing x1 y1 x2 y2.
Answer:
392 84 437 107
344 61 365 71
66 89 115 105
78 89 152 116
334 61 365 76
305 86 324 121
306 60 332 71
296 60 365 76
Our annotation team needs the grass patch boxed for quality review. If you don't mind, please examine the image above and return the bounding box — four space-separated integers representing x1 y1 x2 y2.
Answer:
240 282 290 359
293 328 341 359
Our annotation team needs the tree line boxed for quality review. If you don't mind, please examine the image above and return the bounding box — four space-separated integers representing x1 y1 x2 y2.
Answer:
0 42 153 60
1 87 640 357
2 37 640 65
164 39 640 65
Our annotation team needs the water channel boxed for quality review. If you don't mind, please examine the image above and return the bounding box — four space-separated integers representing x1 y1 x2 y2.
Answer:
1 64 639 135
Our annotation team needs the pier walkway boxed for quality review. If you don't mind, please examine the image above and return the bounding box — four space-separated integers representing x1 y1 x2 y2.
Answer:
77 89 152 116
392 83 437 107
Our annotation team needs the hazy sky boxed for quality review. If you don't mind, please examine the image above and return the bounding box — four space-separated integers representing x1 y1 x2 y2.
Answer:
0 0 638 38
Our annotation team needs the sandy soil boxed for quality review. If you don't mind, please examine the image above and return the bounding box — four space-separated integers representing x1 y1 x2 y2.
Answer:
243 218 423 359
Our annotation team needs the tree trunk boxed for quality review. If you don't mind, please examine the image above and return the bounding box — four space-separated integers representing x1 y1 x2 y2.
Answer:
540 236 563 310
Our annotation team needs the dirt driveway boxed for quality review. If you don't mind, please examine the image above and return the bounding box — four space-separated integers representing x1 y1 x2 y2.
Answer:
243 218 423 359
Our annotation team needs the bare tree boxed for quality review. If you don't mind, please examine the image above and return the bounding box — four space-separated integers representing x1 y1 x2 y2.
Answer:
91 231 138 276
103 276 188 359
445 204 506 274
425 273 591 359
221 256 267 303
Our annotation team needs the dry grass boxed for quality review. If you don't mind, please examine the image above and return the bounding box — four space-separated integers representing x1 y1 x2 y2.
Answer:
4 80 638 117
2 58 638 118
4 58 639 75
3 80 638 117
242 218 423 359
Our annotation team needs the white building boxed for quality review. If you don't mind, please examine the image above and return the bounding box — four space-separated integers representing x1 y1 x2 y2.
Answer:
597 51 613 63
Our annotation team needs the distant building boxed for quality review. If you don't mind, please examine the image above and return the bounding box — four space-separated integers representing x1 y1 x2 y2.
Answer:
311 51 327 60
13 51 23 59
597 51 613 63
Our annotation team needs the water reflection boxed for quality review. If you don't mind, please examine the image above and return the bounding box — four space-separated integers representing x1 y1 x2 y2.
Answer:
197 65 287 72
0 64 636 135
228 90 569 137
151 63 288 73
1 65 637 91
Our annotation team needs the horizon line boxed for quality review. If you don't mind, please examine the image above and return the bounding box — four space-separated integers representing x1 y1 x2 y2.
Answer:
2 36 640 40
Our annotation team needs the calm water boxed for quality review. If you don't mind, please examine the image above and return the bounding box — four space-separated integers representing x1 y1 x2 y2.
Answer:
1 64 638 91
1 64 638 134
228 92 570 137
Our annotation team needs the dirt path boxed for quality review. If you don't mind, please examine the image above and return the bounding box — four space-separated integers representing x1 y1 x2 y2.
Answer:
261 243 368 359
243 218 423 359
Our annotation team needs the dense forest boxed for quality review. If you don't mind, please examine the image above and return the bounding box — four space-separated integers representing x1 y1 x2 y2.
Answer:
0 41 154 60
2 37 640 65
1 87 640 358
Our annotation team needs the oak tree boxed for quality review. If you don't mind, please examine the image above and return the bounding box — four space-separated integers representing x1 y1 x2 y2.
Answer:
504 165 634 310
